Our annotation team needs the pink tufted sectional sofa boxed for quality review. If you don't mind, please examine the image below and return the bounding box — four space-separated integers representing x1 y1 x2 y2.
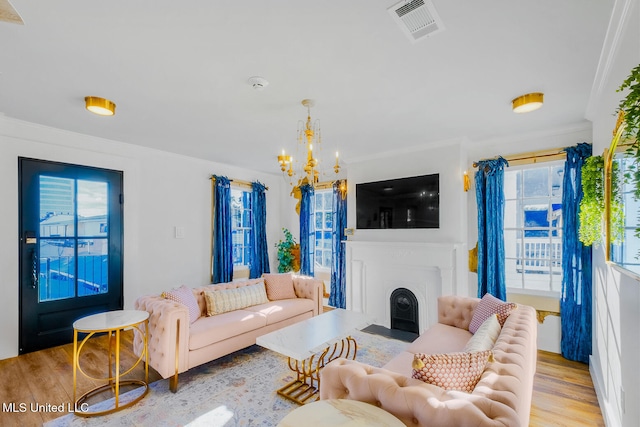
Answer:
133 276 323 391
320 295 538 427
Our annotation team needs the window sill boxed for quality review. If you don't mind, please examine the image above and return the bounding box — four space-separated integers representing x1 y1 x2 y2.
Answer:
507 289 560 313
506 291 560 323
233 266 250 280
608 261 640 282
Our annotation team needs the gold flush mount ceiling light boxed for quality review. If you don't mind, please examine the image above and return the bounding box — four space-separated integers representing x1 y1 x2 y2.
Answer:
85 96 116 116
512 92 544 113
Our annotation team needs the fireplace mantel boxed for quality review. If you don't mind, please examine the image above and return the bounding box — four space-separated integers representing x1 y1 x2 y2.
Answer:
344 240 463 333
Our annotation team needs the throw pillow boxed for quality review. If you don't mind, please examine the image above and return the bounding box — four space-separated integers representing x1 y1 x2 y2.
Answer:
204 282 269 316
468 293 517 333
263 273 297 300
162 285 201 324
411 350 493 392
463 313 501 352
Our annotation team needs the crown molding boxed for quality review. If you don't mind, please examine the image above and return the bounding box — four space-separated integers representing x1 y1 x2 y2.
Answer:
348 136 469 165
585 0 636 121
473 121 591 145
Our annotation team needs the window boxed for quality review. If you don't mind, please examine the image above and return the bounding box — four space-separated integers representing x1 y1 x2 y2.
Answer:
231 188 252 268
504 162 564 294
610 155 640 273
311 189 333 270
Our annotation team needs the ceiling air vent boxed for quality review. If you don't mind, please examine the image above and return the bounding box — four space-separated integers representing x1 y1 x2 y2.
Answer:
388 0 445 43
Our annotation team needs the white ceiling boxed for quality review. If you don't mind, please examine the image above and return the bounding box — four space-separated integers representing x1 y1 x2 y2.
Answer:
0 1 613 174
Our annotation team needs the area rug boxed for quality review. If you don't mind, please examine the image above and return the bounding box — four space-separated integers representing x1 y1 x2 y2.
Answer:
46 329 409 427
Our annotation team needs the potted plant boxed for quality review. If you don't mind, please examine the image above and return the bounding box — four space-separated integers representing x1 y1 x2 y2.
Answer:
275 228 300 273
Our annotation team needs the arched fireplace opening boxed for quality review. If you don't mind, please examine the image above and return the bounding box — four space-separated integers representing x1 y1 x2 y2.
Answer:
390 288 419 334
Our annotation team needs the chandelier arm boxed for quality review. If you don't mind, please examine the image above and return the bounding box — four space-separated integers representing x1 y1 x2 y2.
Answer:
277 100 340 188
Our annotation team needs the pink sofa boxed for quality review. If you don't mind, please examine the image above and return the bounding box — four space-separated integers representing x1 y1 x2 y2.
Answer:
134 276 323 391
320 295 538 427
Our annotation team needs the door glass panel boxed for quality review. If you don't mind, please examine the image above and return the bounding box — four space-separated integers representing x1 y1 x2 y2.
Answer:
77 180 108 237
39 176 75 236
78 238 108 296
38 176 78 302
39 238 75 302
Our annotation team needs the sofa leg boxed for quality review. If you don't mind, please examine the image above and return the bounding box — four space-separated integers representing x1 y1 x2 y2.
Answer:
170 373 179 393
170 318 180 393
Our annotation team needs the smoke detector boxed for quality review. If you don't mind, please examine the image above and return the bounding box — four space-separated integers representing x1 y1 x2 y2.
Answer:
248 76 269 91
388 0 445 43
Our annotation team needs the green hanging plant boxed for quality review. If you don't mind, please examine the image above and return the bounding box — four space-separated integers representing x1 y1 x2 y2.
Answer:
579 156 605 246
579 156 624 246
618 64 640 156
275 228 300 273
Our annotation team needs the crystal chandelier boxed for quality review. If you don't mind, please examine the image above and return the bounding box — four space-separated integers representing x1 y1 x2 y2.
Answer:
277 99 340 188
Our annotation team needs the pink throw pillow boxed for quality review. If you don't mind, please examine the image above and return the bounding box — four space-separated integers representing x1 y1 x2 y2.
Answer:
411 350 493 392
163 285 201 324
468 293 517 333
263 273 297 300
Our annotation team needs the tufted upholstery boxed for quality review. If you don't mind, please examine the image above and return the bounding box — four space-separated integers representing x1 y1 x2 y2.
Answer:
320 295 537 427
437 294 479 330
133 276 323 384
292 275 323 315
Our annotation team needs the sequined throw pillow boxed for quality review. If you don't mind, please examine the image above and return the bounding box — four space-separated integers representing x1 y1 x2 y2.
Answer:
411 350 494 393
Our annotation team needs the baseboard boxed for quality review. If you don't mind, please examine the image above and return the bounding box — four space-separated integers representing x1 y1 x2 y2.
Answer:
590 354 619 427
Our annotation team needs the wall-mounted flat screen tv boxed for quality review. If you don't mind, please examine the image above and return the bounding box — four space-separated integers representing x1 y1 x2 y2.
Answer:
356 174 439 229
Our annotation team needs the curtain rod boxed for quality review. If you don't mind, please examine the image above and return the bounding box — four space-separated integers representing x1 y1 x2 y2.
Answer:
473 147 568 168
210 175 269 191
473 141 637 169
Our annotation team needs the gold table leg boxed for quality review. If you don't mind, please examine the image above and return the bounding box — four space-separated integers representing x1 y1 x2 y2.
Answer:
73 320 149 417
277 336 357 405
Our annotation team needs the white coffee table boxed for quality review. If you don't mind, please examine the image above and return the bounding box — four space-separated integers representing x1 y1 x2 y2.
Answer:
257 309 370 405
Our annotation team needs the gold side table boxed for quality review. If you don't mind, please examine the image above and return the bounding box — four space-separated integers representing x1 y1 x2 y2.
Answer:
72 309 149 417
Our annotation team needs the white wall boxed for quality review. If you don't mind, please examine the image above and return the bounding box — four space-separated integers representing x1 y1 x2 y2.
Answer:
347 141 467 245
0 116 284 360
587 0 640 425
345 141 469 296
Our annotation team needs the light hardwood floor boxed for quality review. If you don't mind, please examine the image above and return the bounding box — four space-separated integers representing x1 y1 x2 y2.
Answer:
0 332 605 426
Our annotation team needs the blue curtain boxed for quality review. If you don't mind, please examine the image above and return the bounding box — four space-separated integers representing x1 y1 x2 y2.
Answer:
249 181 270 279
475 157 509 300
299 184 314 276
329 180 347 308
561 142 592 363
212 175 233 284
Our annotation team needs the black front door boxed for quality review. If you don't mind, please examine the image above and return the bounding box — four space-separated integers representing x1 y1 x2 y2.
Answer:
18 158 124 354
